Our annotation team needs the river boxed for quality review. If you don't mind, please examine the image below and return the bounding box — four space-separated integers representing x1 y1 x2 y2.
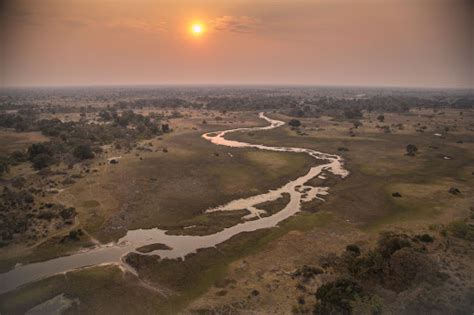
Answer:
0 112 348 295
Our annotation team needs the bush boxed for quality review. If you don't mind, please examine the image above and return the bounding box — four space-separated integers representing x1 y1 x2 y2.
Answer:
344 108 363 120
10 150 28 164
288 119 301 128
349 250 385 282
448 187 461 195
293 265 324 282
415 234 434 243
59 207 77 220
383 248 434 292
405 144 418 156
0 156 10 176
161 124 170 133
346 244 361 256
73 144 94 160
28 143 52 160
37 211 57 220
314 278 363 314
448 220 474 241
377 233 411 258
31 153 53 170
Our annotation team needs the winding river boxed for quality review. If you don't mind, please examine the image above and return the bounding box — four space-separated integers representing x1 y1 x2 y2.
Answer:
0 112 348 295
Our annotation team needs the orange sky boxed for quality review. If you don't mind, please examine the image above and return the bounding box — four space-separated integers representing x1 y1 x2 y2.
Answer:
1 0 473 88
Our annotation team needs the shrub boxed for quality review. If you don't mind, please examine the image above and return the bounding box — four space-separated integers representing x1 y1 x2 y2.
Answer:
288 119 301 128
10 150 28 164
293 265 324 282
73 144 94 160
377 233 411 258
448 220 474 241
349 250 385 282
448 187 461 195
31 153 53 170
415 234 434 243
37 211 56 220
161 124 170 133
28 143 52 160
314 278 363 314
59 207 77 220
383 248 434 292
346 244 361 256
344 108 363 120
405 144 418 156
0 156 10 176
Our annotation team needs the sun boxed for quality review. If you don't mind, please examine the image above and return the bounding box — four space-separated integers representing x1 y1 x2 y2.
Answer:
191 23 205 36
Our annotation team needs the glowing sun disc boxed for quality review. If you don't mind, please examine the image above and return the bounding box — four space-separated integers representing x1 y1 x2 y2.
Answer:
191 23 204 35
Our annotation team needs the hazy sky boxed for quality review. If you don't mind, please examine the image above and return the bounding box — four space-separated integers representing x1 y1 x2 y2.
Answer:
1 0 473 88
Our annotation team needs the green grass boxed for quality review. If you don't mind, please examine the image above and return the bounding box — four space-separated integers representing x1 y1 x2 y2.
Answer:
133 211 334 314
255 192 290 216
72 131 318 242
0 234 95 273
0 265 165 315
81 200 100 208
0 211 334 314
2 111 473 313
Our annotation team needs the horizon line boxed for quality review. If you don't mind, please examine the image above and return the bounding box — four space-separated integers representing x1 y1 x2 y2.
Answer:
1 83 472 91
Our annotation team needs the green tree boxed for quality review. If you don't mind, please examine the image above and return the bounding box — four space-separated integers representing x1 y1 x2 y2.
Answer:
73 144 94 160
405 144 418 156
28 143 51 160
0 156 10 176
288 119 301 128
32 153 52 170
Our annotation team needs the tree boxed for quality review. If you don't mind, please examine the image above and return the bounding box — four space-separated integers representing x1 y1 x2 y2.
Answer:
344 108 363 120
314 278 363 314
28 143 51 160
32 153 52 170
10 150 28 163
0 156 10 176
288 119 301 128
377 114 385 122
161 124 170 133
405 144 418 156
73 144 94 160
99 110 112 121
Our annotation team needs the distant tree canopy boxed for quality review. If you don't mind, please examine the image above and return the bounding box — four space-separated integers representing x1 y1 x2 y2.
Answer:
288 119 301 128
73 144 94 160
344 108 363 120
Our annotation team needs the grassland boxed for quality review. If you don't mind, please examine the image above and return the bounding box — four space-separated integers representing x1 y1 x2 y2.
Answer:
0 108 473 314
56 128 317 242
0 131 49 155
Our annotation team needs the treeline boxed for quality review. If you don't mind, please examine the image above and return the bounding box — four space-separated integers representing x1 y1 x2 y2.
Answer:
0 109 166 174
197 95 301 111
114 97 191 109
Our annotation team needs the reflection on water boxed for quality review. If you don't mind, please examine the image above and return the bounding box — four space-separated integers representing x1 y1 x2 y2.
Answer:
0 113 348 294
